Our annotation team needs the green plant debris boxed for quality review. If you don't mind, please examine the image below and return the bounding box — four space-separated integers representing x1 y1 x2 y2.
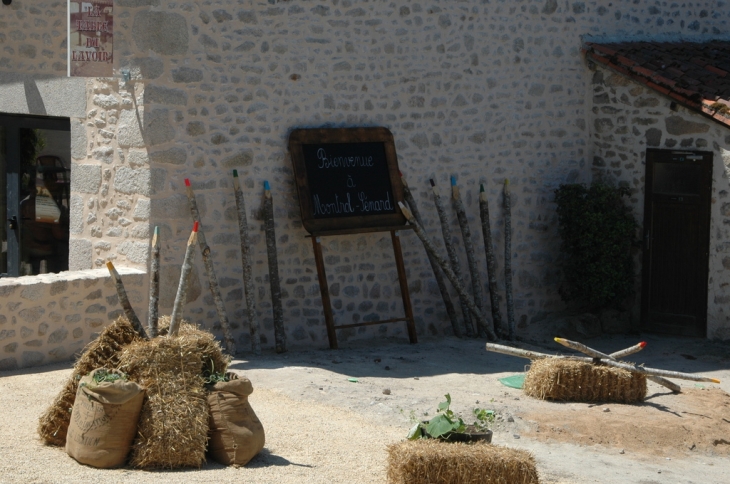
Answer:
407 394 496 440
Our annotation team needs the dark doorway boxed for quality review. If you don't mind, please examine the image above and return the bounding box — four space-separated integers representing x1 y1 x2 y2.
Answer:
0 113 70 277
641 149 712 337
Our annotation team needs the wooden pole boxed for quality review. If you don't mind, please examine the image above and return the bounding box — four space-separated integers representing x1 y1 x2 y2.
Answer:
452 176 492 339
169 222 198 338
431 179 474 337
106 261 147 339
610 341 646 359
485 342 720 384
401 174 461 337
147 226 160 338
479 183 505 338
399 202 497 341
263 180 286 354
485 342 554 360
503 179 515 340
184 179 237 355
554 337 681 392
232 170 260 355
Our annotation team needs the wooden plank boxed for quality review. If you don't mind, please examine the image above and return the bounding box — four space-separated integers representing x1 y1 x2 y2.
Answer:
391 230 417 344
312 236 338 349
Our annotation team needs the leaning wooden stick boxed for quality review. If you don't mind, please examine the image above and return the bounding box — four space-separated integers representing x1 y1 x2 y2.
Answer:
263 180 286 354
401 173 461 337
485 342 720 384
106 261 147 339
503 179 515 340
610 341 647 359
169 222 198 338
147 226 160 338
479 183 505 337
399 202 497 341
233 170 260 355
554 338 681 392
485 342 553 360
184 178 237 355
452 176 492 339
431 179 474 337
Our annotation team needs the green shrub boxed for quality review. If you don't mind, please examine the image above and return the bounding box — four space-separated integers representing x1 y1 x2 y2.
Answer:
554 183 637 310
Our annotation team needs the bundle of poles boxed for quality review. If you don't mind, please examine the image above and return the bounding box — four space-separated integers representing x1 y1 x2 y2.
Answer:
486 338 721 393
399 174 514 342
105 173 289 356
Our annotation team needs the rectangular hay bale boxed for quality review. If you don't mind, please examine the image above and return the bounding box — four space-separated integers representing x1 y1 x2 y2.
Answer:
387 439 539 484
523 358 646 403
118 336 209 469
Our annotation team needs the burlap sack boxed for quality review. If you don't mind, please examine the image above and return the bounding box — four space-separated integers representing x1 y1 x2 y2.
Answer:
207 376 265 466
65 369 145 468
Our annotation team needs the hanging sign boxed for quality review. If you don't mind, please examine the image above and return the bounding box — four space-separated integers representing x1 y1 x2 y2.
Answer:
68 0 114 77
289 127 406 234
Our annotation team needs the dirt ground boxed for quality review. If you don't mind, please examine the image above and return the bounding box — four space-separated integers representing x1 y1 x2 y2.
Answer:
1 332 728 483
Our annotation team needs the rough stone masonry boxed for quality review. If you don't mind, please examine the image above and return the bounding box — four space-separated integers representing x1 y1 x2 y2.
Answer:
1 1 729 369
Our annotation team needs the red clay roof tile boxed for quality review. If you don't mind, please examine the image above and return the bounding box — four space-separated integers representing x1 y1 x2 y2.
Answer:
584 40 730 129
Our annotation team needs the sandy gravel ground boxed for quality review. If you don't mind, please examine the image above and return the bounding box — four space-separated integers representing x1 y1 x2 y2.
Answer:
1 333 728 484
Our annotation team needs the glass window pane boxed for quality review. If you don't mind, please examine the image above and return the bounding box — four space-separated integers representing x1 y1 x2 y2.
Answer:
19 128 70 275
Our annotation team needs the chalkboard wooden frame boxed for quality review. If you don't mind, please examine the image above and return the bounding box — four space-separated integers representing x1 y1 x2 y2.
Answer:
288 127 406 234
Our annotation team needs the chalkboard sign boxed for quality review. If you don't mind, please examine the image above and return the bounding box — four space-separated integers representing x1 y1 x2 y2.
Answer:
289 127 406 234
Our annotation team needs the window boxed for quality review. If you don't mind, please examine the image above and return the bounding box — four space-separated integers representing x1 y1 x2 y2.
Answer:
1 113 71 277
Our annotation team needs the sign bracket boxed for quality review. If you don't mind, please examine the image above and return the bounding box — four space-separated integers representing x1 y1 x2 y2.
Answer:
310 228 417 349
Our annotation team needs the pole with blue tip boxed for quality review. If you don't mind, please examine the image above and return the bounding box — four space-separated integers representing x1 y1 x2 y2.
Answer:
431 178 474 337
451 176 492 338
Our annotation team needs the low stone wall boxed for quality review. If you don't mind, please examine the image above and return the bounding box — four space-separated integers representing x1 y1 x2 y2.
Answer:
0 268 146 371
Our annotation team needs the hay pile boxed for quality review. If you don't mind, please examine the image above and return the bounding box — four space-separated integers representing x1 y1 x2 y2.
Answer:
118 319 229 469
387 439 539 484
38 317 143 445
523 358 646 403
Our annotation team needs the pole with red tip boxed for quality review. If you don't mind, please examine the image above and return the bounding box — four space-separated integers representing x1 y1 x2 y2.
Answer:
183 178 237 354
554 337 680 392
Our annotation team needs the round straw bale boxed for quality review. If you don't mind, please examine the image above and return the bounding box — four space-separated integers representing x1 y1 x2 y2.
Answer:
38 317 142 446
523 358 646 403
387 439 539 484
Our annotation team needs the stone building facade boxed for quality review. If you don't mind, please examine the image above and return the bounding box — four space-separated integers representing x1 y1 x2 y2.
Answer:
1 0 729 369
590 64 730 340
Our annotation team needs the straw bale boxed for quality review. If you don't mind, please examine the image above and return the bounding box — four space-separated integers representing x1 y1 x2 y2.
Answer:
38 317 142 446
387 439 539 484
117 321 228 469
523 358 646 403
157 316 231 376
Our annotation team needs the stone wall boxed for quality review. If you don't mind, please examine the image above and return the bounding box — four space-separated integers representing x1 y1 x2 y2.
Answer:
0 268 145 370
590 64 730 340
2 1 730 367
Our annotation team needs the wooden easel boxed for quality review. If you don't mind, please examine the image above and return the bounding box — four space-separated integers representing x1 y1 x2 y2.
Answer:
310 226 417 349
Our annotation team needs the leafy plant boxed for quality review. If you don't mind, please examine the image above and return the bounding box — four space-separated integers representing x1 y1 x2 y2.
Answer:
91 368 126 384
554 183 637 310
203 358 230 384
407 394 495 440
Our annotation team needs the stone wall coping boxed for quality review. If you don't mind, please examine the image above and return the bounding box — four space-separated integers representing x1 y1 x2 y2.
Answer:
0 268 145 288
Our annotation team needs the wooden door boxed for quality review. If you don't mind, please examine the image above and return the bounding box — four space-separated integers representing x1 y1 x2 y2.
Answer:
642 149 712 337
